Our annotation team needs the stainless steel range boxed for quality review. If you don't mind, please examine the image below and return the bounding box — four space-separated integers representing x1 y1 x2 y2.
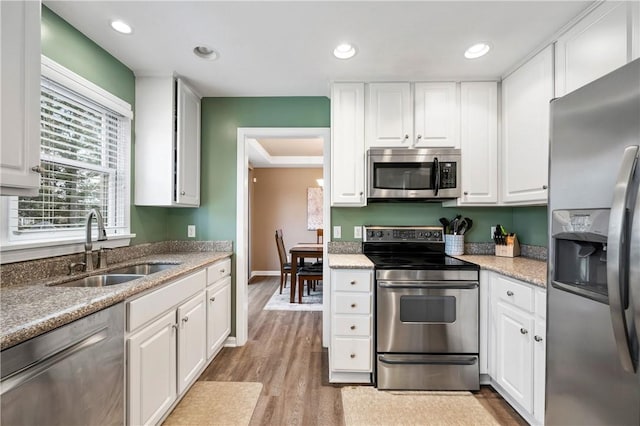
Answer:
363 225 480 390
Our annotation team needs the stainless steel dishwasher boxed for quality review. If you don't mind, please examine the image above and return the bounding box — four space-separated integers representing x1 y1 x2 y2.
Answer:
1 303 125 425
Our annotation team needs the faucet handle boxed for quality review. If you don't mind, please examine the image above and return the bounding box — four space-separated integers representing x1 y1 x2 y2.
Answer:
68 262 86 275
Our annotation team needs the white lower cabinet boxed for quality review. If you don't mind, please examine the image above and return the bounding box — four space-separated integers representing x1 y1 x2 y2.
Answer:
177 293 207 394
206 276 231 359
329 268 373 383
487 271 546 425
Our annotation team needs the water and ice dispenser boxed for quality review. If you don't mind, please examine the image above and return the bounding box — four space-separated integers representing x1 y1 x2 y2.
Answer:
551 209 610 303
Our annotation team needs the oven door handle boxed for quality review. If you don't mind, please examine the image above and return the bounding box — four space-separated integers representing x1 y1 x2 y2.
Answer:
378 281 478 290
378 354 478 366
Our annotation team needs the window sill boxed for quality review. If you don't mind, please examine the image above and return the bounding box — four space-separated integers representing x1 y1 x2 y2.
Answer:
0 234 136 264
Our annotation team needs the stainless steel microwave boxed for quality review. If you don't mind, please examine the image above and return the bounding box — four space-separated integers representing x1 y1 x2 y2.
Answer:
367 148 461 201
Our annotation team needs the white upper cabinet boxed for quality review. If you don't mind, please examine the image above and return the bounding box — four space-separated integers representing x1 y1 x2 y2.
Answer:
457 82 498 204
135 77 201 207
331 83 366 207
414 82 459 148
555 1 637 97
365 82 459 149
500 46 554 205
0 1 41 196
366 83 413 148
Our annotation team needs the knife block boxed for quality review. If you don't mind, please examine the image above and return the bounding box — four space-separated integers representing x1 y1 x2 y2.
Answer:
495 234 521 257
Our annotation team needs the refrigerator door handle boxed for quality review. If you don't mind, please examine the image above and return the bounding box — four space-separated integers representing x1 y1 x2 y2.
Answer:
631 163 640 346
607 145 639 373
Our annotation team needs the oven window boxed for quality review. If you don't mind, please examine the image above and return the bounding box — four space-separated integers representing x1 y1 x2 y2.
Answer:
373 162 433 190
399 296 456 323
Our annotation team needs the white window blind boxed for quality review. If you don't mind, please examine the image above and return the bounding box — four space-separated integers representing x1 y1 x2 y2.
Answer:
9 76 130 238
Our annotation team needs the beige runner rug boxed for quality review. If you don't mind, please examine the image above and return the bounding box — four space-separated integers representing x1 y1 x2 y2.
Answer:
341 386 500 426
163 381 263 426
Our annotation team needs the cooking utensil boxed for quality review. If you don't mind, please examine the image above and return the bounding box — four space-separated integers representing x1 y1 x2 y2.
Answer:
439 217 450 234
461 218 473 235
450 215 462 234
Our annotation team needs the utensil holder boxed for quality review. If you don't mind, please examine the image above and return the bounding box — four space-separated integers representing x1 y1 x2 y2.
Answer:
495 234 521 257
445 234 464 255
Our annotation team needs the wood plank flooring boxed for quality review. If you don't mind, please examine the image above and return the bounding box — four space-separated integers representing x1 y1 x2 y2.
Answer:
197 276 527 425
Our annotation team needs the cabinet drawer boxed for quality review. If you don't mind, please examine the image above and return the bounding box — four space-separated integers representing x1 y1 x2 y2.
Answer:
332 337 372 371
494 274 534 313
128 270 206 332
333 315 371 337
207 258 231 285
334 293 371 314
332 270 372 292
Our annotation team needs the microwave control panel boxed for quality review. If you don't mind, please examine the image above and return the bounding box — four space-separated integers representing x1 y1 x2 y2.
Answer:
439 163 457 189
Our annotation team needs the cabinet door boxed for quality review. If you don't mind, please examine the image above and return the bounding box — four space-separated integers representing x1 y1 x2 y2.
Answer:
331 83 366 206
366 83 412 147
501 46 553 204
177 292 207 394
533 318 546 424
175 78 201 206
555 2 630 96
128 310 177 426
479 270 490 375
459 82 497 204
414 82 459 148
0 0 41 196
495 301 534 412
206 277 231 359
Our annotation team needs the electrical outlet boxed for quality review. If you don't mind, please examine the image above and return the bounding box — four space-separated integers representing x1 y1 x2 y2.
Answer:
354 225 362 239
490 226 496 239
188 225 196 238
333 225 342 239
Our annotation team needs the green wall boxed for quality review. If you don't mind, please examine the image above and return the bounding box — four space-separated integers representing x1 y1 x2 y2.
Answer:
41 6 168 244
512 206 548 246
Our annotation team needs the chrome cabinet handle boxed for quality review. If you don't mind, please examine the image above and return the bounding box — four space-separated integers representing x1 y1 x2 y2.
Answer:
507 290 514 296
210 297 216 302
182 316 189 323
350 325 356 330
31 165 44 174
350 353 356 359
520 328 528 335
534 335 543 342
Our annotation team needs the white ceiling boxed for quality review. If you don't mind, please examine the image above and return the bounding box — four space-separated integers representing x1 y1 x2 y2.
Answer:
248 137 323 168
45 1 593 97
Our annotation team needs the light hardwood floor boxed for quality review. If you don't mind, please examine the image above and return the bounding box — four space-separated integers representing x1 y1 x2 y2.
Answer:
197 276 527 425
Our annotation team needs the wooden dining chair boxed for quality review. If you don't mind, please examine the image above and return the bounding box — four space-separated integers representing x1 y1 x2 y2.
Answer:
297 264 323 303
275 229 291 294
316 228 323 244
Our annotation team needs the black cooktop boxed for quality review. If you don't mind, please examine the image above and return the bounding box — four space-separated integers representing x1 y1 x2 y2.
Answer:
365 253 479 270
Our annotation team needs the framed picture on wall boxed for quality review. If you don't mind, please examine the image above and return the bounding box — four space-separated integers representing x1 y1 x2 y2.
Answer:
307 187 323 230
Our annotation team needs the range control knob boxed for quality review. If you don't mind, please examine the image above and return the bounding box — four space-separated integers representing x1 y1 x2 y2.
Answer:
425 231 432 237
376 231 383 238
367 230 375 238
433 231 441 239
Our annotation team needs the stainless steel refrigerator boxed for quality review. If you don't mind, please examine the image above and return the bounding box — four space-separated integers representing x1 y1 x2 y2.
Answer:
547 58 640 425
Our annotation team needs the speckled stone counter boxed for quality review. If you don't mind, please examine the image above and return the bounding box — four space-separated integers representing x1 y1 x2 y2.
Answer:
0 251 232 350
328 254 374 269
454 255 547 288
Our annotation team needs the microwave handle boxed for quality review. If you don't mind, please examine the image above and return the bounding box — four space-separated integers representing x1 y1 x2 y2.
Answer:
433 157 440 196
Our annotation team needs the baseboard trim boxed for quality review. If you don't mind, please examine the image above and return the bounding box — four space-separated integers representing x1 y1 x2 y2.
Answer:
224 336 238 347
250 270 279 278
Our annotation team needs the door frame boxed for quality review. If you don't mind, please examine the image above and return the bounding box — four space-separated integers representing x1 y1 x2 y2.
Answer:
235 127 331 346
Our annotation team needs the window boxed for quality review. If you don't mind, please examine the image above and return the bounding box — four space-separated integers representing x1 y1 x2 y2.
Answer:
1 57 133 259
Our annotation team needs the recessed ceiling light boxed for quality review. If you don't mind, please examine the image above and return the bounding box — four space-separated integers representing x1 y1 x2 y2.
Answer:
193 45 219 60
110 20 132 35
333 43 357 59
464 42 491 59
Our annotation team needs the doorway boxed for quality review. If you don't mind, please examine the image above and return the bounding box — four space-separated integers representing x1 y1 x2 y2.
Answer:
235 127 331 346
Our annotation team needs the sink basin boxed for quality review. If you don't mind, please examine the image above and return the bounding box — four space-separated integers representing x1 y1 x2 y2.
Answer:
108 263 178 275
55 274 144 288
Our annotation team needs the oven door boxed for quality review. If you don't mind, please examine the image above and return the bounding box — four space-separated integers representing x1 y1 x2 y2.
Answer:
376 280 478 354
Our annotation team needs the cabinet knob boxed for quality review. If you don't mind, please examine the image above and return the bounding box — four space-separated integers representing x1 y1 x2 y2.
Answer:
416 134 422 142
210 297 216 302
520 328 528 335
534 335 543 342
463 191 468 195
403 134 409 141
350 303 357 308
542 185 548 190
220 269 225 274
182 316 189 323
359 191 363 197
350 353 356 359
171 324 178 331
350 280 356 285
506 290 514 296
350 325 356 330
180 191 186 195
31 165 44 174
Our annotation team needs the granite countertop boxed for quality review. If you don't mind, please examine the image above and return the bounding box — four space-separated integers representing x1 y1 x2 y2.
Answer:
0 251 232 350
327 252 546 288
455 255 547 288
328 254 374 269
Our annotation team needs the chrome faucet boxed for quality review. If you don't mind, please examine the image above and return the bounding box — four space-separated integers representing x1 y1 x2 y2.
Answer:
85 208 107 272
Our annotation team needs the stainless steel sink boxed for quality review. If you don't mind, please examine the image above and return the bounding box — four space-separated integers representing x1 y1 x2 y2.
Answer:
54 274 144 287
108 263 178 275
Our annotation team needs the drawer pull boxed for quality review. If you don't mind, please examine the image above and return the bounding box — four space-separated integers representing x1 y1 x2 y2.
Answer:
350 353 356 359
520 328 528 335
350 303 357 308
350 280 356 285
350 325 356 330
182 316 189 323
507 290 514 296
220 269 225 274
210 297 216 302
534 335 543 342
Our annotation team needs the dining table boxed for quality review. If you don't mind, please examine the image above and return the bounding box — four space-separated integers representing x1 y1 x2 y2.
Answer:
288 243 323 303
